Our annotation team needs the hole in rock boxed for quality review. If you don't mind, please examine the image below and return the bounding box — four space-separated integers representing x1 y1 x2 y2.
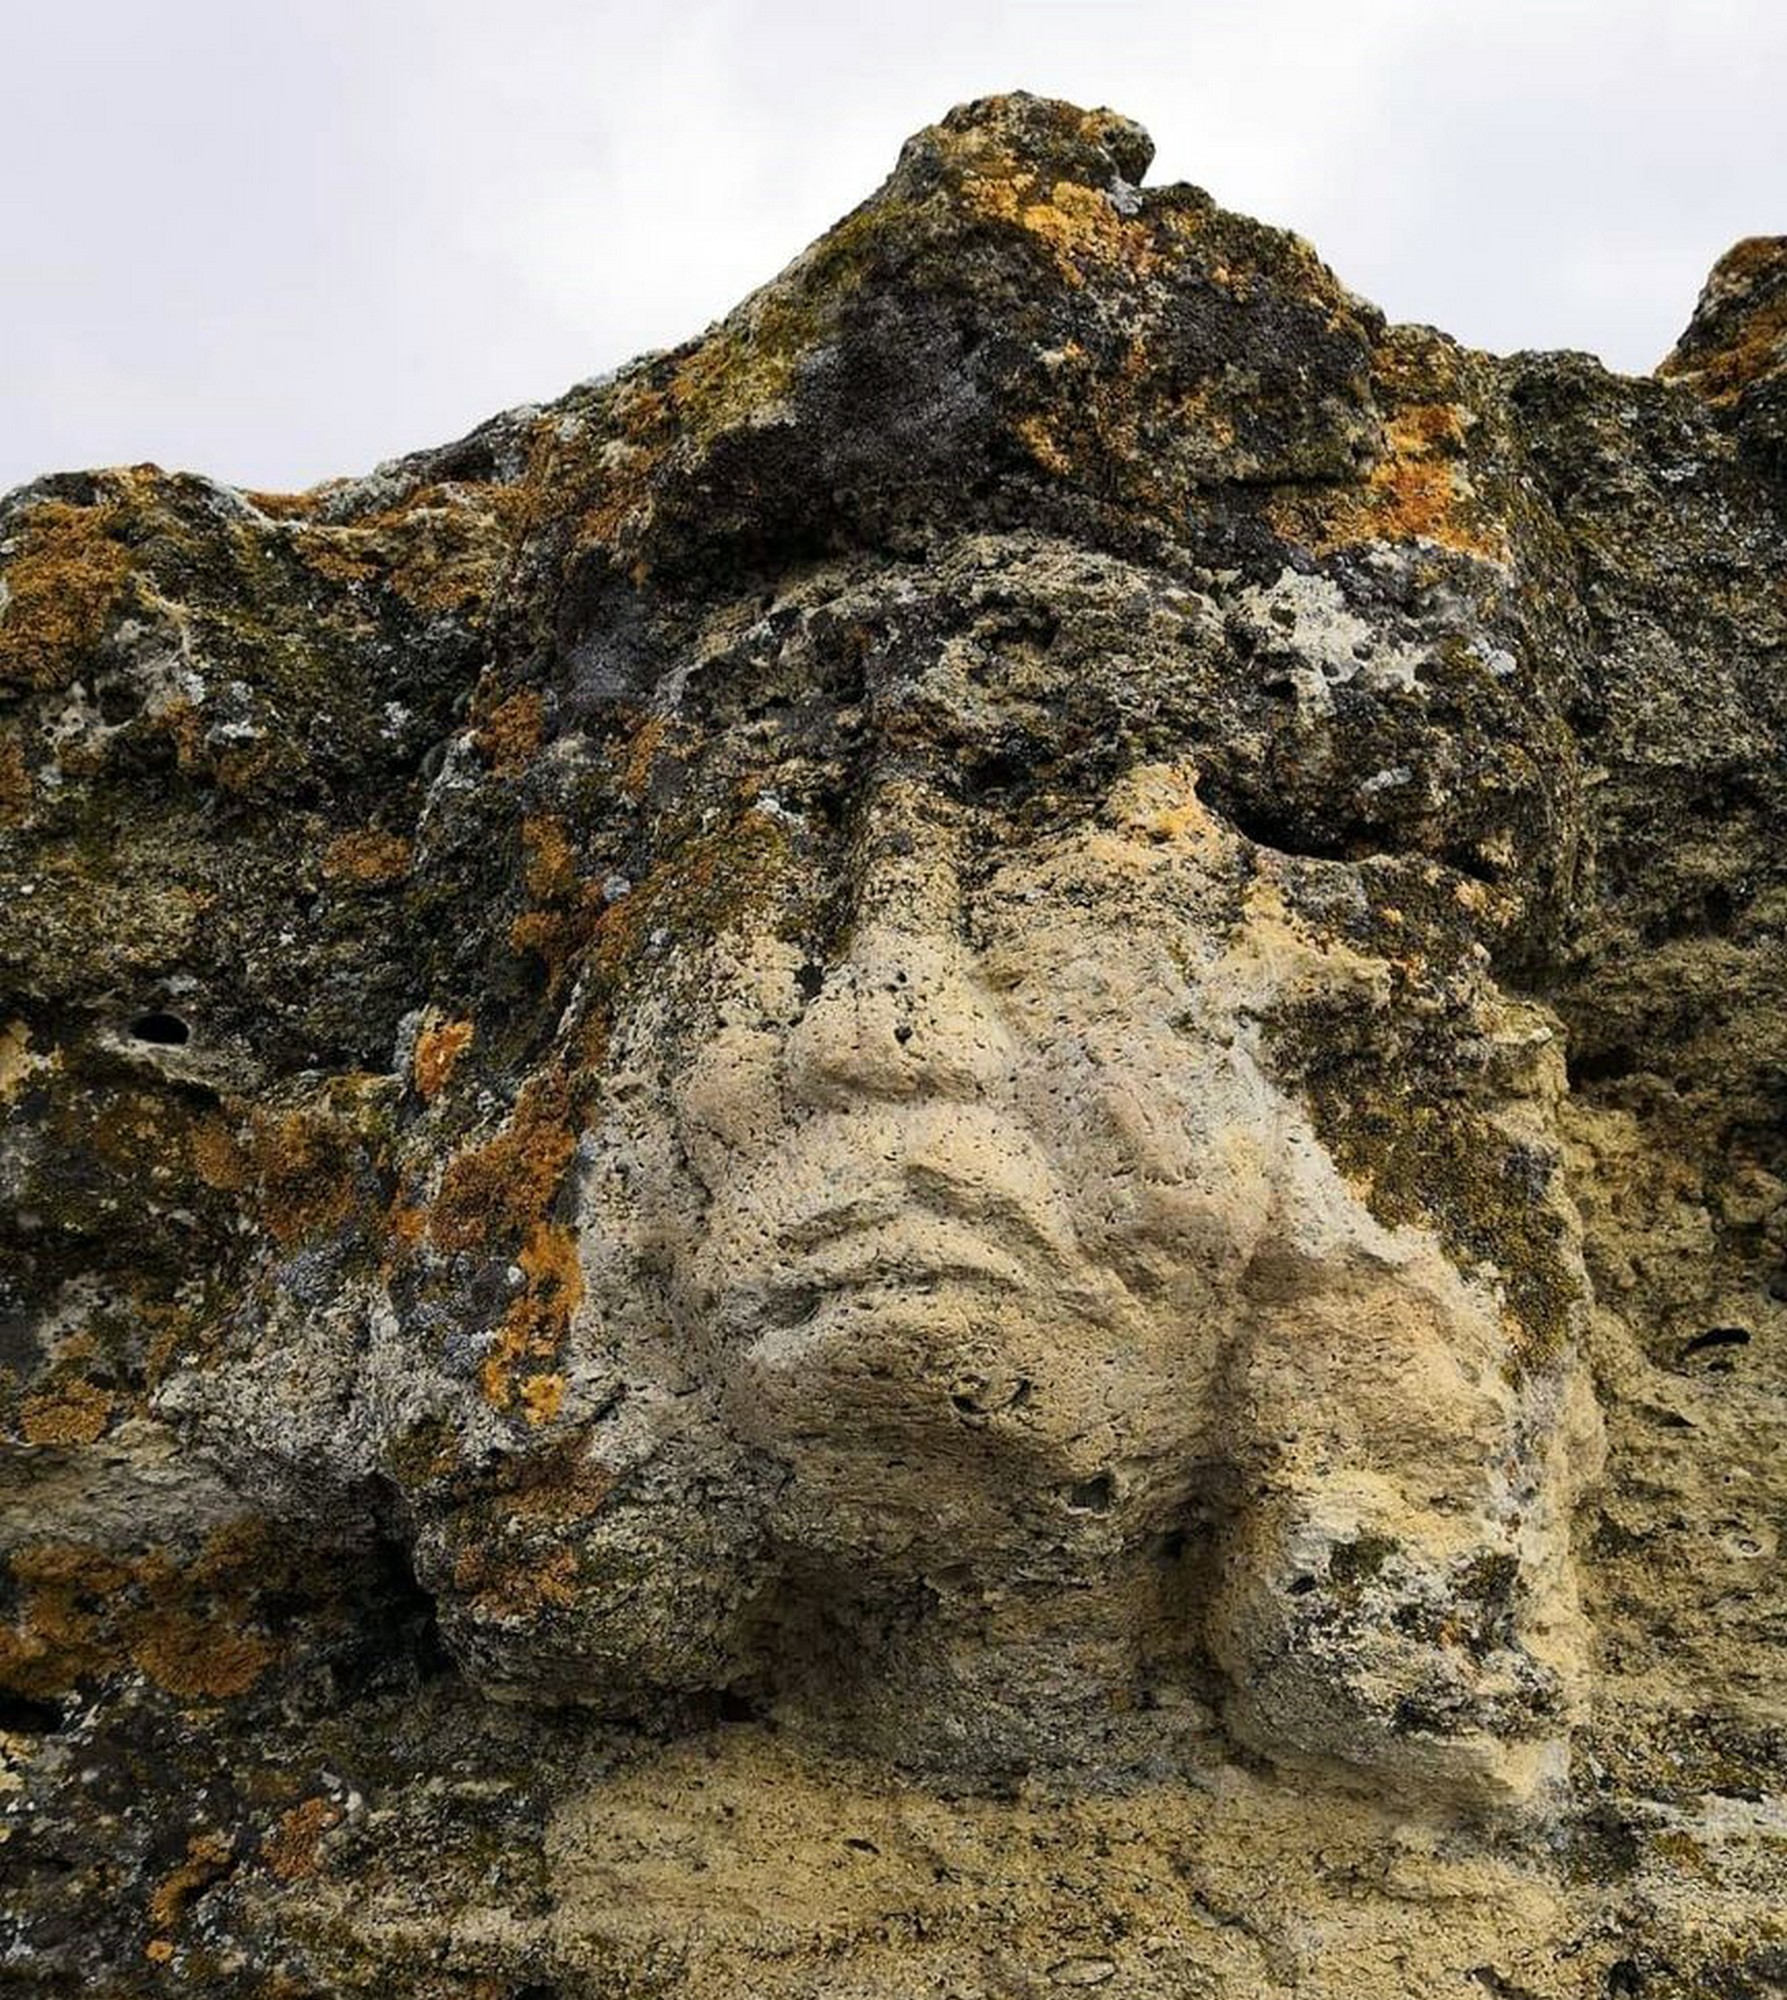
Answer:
795 961 826 1001
128 1011 190 1047
1066 1473 1115 1514
1683 1325 1751 1356
960 749 1034 802
1287 1574 1319 1596
1767 1269 1787 1304
893 1024 914 1046
0 1693 64 1734
1567 1044 1638 1089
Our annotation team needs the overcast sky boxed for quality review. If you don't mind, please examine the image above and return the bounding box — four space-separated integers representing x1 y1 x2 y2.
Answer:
2 0 1781 496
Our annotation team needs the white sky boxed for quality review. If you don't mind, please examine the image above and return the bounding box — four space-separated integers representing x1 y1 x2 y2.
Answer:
2 0 1781 496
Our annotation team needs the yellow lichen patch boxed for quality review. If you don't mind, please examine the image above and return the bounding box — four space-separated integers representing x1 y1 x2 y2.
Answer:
519 1372 566 1425
1271 413 1505 564
669 317 805 441
479 1218 584 1420
284 480 530 617
261 1797 343 1883
662 199 913 449
1673 292 1787 405
378 482 532 616
575 380 674 549
242 487 324 521
148 1832 235 1933
0 1017 47 1105
295 537 381 589
320 825 412 888
0 497 134 692
1015 414 1073 478
472 687 545 774
960 171 1162 291
413 1016 474 1100
19 1379 113 1447
1109 761 1222 851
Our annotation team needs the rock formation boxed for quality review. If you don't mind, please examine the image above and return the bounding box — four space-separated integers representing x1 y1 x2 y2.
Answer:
2 92 1785 1998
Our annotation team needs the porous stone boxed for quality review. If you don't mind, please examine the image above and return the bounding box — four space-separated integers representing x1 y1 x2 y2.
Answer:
2 91 1784 2000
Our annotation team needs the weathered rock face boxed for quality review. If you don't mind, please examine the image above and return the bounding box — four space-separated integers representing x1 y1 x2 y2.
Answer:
2 92 1784 1998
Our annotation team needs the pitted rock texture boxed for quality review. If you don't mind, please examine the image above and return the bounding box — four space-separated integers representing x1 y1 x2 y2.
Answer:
2 92 1785 1999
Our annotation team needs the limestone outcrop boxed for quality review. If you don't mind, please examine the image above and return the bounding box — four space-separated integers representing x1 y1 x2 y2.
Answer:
2 93 1785 1999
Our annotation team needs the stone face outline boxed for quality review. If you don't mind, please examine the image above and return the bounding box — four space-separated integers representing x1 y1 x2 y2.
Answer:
5 88 1786 1995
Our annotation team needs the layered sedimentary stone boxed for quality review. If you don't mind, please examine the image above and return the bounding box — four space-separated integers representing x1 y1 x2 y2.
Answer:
2 92 1785 1999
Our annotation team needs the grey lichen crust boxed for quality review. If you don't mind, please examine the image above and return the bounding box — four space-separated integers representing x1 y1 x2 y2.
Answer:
2 92 1785 1999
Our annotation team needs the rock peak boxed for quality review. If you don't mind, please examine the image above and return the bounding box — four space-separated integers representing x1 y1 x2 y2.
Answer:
917 89 1157 188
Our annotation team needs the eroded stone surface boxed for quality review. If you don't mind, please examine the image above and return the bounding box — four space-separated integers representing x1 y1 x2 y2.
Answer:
2 92 1785 1999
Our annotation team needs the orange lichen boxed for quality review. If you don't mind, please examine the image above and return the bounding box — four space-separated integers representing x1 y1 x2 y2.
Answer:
128 1619 275 1701
589 809 791 995
0 729 30 824
1659 238 1787 404
430 1072 577 1256
413 1016 475 1100
479 1218 584 1420
1673 293 1787 404
0 1523 302 1702
246 1105 363 1247
1271 401 1504 563
521 814 578 902
284 480 529 616
19 1379 113 1447
0 497 134 692
620 713 669 801
296 539 381 589
472 688 545 773
262 1797 343 1883
243 487 323 521
961 171 1162 290
320 826 412 887
451 1539 580 1621
1016 414 1073 478
573 379 675 549
377 482 530 616
189 1114 251 1193
148 1832 235 1932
